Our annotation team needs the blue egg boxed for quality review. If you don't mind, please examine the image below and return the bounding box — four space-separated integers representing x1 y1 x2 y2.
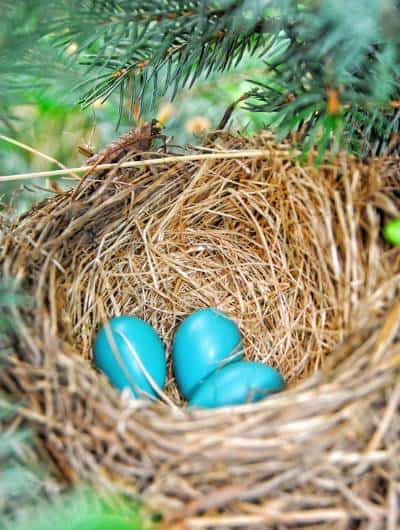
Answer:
172 308 243 399
189 361 284 408
94 315 166 398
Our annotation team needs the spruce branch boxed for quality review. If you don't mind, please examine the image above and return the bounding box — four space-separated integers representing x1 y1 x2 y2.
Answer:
45 1 275 112
3 1 400 157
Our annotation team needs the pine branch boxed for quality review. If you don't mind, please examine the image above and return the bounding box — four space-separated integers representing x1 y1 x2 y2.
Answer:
3 1 400 157
44 1 275 112
245 0 400 156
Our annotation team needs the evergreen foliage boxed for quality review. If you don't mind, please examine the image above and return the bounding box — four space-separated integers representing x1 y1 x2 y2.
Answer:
2 1 400 156
38 0 400 157
0 1 41 131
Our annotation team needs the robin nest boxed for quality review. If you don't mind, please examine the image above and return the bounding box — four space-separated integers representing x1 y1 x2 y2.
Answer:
1 131 400 529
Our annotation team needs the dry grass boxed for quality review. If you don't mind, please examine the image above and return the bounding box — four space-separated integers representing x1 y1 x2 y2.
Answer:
1 132 400 529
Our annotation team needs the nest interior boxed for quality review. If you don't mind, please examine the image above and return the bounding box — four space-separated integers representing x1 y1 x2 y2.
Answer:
1 133 400 529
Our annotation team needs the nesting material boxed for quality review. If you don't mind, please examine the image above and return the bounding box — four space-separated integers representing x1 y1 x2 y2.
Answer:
1 132 400 529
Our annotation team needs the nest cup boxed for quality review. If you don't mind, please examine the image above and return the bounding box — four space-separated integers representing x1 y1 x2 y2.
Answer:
1 133 400 529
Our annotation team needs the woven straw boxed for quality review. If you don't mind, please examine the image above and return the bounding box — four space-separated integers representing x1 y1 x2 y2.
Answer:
1 133 400 529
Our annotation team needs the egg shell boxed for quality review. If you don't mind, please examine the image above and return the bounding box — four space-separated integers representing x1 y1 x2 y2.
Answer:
94 315 166 398
172 308 243 399
189 361 284 408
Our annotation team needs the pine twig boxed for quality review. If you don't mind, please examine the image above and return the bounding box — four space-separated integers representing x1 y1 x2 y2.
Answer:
217 90 259 131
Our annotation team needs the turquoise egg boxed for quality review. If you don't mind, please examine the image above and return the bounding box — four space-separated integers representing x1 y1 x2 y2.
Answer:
189 361 284 408
94 315 166 398
172 308 243 399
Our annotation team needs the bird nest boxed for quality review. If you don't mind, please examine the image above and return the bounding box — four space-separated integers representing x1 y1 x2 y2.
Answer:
1 132 400 529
